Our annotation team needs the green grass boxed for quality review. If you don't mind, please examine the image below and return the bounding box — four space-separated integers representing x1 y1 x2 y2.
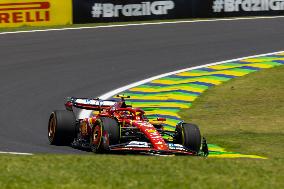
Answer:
0 154 282 189
0 66 283 189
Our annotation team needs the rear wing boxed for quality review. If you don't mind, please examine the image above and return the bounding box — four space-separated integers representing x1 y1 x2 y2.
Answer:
65 97 116 111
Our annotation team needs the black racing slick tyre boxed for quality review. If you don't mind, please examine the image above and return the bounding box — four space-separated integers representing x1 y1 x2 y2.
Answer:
48 110 76 145
90 117 120 153
175 123 201 153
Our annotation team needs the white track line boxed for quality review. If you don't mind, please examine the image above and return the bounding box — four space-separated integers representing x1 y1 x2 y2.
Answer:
0 151 33 155
1 16 284 35
99 50 284 100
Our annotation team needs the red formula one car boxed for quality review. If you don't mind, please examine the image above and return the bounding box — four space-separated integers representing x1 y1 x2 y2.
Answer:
48 96 208 156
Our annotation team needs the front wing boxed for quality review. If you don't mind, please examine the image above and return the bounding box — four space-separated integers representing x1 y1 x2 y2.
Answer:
108 141 205 156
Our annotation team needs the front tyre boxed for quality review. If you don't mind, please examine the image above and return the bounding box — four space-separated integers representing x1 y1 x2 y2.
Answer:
175 123 201 153
48 110 76 145
90 117 120 153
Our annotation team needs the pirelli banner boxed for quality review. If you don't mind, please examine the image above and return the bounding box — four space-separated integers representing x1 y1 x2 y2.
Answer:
73 0 193 23
0 0 72 28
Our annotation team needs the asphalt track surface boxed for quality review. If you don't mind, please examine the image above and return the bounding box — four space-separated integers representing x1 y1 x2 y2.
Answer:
1 18 284 154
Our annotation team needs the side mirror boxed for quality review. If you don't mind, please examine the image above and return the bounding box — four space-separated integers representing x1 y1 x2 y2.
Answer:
65 101 73 111
157 117 166 121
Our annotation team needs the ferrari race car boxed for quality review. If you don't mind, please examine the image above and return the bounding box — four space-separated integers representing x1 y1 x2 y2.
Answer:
48 96 208 156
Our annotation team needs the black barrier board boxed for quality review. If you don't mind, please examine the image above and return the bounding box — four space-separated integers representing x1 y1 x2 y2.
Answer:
196 0 284 17
73 0 194 23
73 0 284 23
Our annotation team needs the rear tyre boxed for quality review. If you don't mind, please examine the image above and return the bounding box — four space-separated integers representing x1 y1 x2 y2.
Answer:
48 110 76 145
90 117 120 153
175 123 201 153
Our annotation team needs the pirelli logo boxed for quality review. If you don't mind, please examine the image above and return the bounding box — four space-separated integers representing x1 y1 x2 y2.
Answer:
0 2 50 24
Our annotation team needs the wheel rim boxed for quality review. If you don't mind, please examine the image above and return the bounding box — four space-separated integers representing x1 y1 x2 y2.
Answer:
102 131 110 146
48 114 56 141
92 125 102 146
